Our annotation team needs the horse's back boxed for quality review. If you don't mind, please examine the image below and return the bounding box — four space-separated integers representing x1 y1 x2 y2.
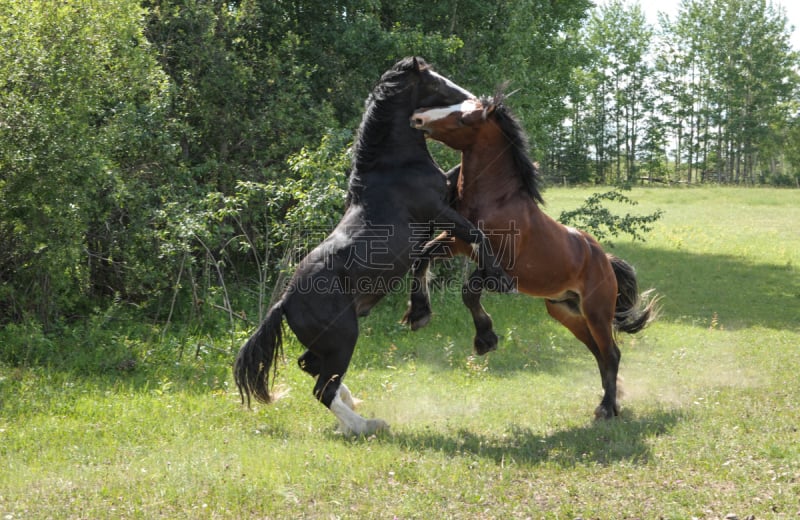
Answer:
504 208 612 297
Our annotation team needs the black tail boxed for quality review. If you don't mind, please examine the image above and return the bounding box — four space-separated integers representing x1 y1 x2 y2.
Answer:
608 254 659 334
233 302 285 406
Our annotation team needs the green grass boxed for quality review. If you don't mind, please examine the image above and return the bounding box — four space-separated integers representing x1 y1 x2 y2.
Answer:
2 186 799 518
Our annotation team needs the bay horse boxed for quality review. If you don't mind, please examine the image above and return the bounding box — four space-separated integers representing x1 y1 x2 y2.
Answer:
405 93 657 419
234 58 513 436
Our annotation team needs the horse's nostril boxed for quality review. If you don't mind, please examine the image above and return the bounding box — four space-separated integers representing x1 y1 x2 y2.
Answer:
411 117 424 128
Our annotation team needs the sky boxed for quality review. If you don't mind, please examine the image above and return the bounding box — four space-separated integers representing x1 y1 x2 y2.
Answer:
610 0 800 51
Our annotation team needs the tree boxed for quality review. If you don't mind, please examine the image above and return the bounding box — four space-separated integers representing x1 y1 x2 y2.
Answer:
656 0 798 183
577 0 654 183
0 0 172 326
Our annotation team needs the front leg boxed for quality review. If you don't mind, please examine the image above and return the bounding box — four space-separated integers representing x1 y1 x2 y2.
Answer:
443 164 461 206
440 207 514 353
402 234 453 330
463 268 498 355
411 206 513 351
436 206 516 294
406 239 499 354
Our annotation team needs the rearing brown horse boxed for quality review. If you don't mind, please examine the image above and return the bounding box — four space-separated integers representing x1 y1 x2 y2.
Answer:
404 94 657 419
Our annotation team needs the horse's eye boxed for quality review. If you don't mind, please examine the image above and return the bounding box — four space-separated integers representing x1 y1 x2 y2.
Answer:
457 117 466 127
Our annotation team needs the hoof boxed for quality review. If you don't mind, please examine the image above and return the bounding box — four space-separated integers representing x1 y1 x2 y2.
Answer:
366 419 390 435
401 306 432 331
593 403 619 420
340 418 390 437
473 330 498 356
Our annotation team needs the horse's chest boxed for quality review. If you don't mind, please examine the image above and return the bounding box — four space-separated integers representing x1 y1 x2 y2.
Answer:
457 201 489 226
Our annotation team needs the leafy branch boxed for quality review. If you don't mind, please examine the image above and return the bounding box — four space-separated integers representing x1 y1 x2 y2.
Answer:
558 189 664 244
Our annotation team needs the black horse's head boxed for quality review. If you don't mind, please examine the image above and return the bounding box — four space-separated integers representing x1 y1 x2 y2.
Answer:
353 58 475 172
373 57 475 111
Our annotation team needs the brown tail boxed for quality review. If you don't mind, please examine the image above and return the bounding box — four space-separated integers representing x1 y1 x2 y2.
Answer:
608 254 659 334
233 302 284 406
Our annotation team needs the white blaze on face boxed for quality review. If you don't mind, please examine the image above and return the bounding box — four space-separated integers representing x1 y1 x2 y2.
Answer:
419 98 481 124
430 70 475 99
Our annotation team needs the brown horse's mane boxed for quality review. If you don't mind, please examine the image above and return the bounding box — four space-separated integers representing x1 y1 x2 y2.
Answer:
482 93 545 205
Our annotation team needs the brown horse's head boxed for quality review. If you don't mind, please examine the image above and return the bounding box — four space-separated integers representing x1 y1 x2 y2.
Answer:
412 93 543 204
410 97 496 150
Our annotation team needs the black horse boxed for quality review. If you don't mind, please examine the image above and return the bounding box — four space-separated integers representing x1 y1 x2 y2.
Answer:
234 57 513 436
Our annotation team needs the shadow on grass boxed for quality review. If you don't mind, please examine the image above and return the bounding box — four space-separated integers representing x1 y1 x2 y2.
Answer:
371 239 799 361
367 240 800 377
388 408 684 467
610 243 799 331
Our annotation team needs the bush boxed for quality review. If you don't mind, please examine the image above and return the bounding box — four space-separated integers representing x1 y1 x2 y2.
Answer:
151 129 351 327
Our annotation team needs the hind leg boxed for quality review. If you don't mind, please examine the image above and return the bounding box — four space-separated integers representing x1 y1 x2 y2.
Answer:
311 338 387 435
315 359 388 436
402 257 434 330
580 289 623 419
545 300 620 419
287 303 385 435
298 349 322 376
298 350 360 410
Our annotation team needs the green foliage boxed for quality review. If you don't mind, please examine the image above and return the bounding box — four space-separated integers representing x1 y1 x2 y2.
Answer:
269 129 351 250
149 129 351 327
0 0 796 342
577 0 653 184
0 306 139 374
0 320 52 367
558 188 664 243
0 0 173 326
562 0 800 185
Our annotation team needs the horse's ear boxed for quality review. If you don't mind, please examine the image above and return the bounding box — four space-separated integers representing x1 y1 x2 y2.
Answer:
412 56 421 73
484 104 497 118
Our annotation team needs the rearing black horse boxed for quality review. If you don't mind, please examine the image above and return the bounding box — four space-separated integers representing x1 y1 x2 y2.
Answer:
234 57 513 436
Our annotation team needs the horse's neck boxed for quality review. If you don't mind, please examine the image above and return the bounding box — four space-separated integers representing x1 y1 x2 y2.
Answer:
353 100 429 172
458 145 523 202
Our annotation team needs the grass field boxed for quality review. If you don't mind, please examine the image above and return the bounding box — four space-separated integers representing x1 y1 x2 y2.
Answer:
1 187 799 519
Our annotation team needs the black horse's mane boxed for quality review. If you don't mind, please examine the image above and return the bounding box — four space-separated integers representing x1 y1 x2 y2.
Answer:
351 57 428 172
372 56 429 102
482 92 545 205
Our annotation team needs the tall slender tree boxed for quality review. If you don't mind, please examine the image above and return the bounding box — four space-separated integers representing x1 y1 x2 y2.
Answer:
656 0 798 183
580 0 654 183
